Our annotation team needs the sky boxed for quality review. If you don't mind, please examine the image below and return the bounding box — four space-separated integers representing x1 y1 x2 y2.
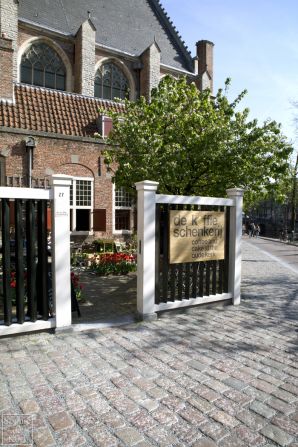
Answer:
161 0 298 149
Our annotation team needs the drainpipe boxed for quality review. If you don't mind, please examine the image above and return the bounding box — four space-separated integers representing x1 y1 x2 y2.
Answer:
25 136 36 187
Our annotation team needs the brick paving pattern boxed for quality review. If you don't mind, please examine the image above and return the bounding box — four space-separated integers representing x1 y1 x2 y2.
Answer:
0 239 297 446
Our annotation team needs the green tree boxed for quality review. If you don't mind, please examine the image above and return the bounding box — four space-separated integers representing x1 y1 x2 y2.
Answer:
102 76 293 206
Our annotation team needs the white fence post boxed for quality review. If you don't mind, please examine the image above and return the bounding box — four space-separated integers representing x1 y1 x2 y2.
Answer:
226 188 244 305
135 180 159 320
50 174 72 328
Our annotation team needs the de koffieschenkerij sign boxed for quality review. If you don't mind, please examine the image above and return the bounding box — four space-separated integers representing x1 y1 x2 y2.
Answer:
169 210 225 264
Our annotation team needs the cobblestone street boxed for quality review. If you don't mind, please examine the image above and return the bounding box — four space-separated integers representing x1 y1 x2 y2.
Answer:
0 239 297 446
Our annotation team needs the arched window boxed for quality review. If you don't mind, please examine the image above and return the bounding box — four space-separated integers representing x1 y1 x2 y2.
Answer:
95 62 129 100
20 42 66 91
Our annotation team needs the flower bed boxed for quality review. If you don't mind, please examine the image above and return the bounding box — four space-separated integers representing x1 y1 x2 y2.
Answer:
88 252 137 275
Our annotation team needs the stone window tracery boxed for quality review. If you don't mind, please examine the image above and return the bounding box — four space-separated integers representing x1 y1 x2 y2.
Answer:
20 42 66 91
94 62 129 100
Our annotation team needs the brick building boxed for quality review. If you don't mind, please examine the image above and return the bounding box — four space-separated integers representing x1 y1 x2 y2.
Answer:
0 0 214 240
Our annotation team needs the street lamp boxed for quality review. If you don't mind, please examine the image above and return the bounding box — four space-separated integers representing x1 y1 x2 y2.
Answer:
25 136 36 188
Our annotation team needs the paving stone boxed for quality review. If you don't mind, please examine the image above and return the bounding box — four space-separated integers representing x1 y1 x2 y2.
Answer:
192 438 217 447
55 427 87 446
291 411 298 423
204 378 229 394
167 383 192 399
89 424 119 446
76 385 98 400
10 386 34 402
258 373 284 387
132 377 156 391
281 382 298 396
0 395 13 411
222 377 248 391
194 384 220 402
19 399 40 414
218 434 247 447
223 388 253 405
171 419 202 444
140 398 159 412
267 397 296 415
188 396 214 414
234 424 266 446
272 388 298 403
271 415 298 436
129 409 158 431
199 421 229 442
101 409 126 429
33 427 55 447
260 424 293 446
124 385 147 401
250 378 277 394
244 385 271 403
152 406 179 426
210 409 239 428
147 386 168 400
250 400 276 419
236 409 267 430
48 411 74 431
179 405 207 425
64 392 86 411
188 360 209 372
116 427 145 446
161 395 186 412
145 426 180 447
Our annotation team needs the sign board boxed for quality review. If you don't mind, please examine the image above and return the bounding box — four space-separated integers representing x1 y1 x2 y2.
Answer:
169 210 225 264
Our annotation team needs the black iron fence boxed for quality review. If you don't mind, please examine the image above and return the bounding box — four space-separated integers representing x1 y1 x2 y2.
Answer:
0 198 50 326
155 204 230 304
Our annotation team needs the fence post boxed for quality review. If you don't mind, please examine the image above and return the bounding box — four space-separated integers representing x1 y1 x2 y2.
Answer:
226 188 244 305
50 174 72 328
135 180 159 320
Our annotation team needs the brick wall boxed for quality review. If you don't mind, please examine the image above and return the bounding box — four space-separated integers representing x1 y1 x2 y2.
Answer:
0 131 116 237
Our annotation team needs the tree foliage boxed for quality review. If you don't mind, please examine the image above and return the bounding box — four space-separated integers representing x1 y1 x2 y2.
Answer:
102 76 293 206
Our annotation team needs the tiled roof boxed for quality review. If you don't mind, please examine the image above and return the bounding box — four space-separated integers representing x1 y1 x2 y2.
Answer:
19 0 194 72
0 84 123 137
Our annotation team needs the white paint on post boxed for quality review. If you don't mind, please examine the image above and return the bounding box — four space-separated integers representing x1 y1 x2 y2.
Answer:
135 180 159 319
226 188 244 305
50 174 72 328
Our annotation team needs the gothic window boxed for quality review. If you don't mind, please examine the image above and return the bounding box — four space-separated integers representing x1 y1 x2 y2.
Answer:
20 43 66 91
94 63 129 100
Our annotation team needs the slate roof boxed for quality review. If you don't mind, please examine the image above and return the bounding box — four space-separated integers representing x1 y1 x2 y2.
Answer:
0 84 123 137
18 0 194 72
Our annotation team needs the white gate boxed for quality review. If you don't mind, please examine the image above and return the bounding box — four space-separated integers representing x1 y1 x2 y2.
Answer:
136 180 243 320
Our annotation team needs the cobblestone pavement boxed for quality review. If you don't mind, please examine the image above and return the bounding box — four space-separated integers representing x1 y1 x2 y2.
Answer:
0 240 297 446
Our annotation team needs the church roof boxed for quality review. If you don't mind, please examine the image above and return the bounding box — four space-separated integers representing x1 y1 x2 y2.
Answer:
0 84 122 137
18 0 194 72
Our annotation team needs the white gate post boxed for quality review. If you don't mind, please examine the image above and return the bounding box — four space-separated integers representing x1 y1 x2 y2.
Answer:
226 188 244 305
50 174 72 328
135 180 159 320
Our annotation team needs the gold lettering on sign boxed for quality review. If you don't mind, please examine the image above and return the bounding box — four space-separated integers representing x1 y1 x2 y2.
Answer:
169 210 225 264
